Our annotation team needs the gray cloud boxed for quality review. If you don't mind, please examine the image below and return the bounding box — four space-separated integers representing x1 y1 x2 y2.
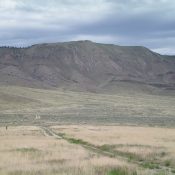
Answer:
0 0 175 54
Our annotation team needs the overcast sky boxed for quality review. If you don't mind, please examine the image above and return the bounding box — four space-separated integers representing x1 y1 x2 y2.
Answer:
0 0 174 55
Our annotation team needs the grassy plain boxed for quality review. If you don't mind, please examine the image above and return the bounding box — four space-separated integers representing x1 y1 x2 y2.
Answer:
0 85 175 126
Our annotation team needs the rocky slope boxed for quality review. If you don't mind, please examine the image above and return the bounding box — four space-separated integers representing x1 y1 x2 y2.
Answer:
0 40 175 91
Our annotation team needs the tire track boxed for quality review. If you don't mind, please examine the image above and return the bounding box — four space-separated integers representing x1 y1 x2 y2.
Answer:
40 126 61 138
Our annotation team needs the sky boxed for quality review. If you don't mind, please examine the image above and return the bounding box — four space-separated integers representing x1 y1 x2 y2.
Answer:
0 0 175 55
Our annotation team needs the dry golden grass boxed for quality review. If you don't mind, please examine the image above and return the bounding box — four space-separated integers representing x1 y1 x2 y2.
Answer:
52 125 175 170
51 125 175 148
0 125 174 175
0 126 134 175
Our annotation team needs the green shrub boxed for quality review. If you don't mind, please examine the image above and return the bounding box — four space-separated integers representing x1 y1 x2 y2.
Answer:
164 159 171 167
14 147 40 153
142 162 159 169
107 168 137 175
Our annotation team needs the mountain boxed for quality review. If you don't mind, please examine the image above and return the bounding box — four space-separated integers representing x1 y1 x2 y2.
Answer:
0 40 175 91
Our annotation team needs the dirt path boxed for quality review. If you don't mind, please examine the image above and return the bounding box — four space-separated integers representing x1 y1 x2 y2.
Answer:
40 126 62 138
39 126 125 158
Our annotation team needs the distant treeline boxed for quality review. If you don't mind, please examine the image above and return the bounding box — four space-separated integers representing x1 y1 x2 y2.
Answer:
0 46 25 49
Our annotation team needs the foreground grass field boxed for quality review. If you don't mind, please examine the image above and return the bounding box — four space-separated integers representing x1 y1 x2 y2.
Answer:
0 126 136 175
0 125 175 175
0 85 175 126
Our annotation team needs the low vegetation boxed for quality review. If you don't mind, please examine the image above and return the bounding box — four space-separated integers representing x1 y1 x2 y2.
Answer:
107 168 137 175
0 85 175 127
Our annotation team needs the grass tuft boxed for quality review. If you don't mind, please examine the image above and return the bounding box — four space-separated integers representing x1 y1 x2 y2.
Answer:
107 168 137 175
14 147 40 153
142 162 160 169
